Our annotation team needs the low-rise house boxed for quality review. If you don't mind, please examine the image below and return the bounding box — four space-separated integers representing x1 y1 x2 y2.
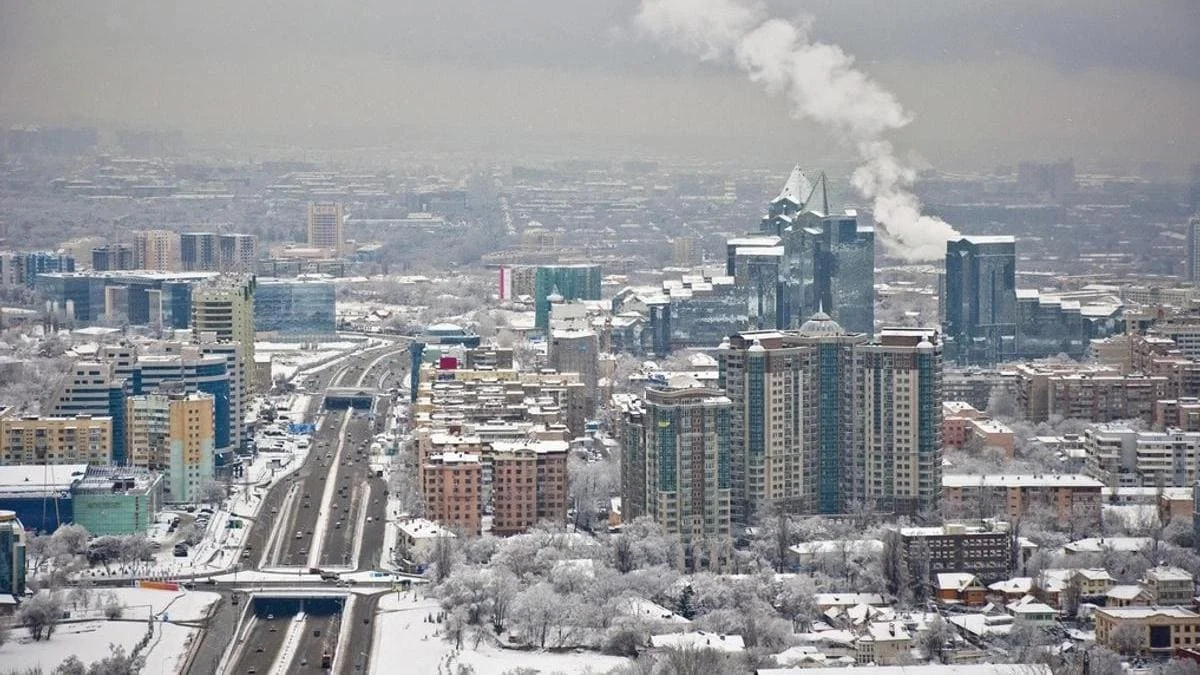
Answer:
1007 597 1057 628
1094 606 1200 655
814 593 888 612
936 573 987 606
855 622 911 665
1106 584 1149 608
1142 566 1195 606
988 577 1033 601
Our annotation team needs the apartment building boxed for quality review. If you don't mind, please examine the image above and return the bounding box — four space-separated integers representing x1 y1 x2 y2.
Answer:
941 473 1104 523
1142 566 1196 606
892 521 1015 586
641 380 732 571
1084 424 1200 488
489 440 568 537
0 412 113 465
422 451 482 537
126 391 215 503
1014 363 1168 424
718 320 942 523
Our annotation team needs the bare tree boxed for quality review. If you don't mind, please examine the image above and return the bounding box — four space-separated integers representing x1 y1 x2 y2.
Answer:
1109 621 1144 655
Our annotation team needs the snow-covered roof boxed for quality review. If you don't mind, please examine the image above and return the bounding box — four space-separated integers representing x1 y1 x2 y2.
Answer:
650 631 744 652
1105 585 1145 601
773 164 814 206
1064 537 1152 554
0 463 89 493
936 573 983 591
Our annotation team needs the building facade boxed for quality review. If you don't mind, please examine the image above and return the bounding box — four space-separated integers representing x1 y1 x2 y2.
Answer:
642 382 732 571
422 452 482 537
718 315 942 524
0 413 113 465
942 236 1017 365
307 202 345 255
489 441 568 537
132 230 179 271
253 279 336 335
0 510 26 599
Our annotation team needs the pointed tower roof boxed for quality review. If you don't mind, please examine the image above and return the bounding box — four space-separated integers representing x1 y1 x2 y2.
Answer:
773 164 814 206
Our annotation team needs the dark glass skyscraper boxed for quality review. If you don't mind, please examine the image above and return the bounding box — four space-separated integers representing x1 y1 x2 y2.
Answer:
943 236 1017 364
731 166 875 336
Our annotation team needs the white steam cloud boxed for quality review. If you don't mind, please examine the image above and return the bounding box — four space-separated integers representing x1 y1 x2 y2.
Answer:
636 0 959 261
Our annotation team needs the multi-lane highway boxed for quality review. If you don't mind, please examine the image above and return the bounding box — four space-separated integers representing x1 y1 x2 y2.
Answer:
188 341 409 675
229 610 341 674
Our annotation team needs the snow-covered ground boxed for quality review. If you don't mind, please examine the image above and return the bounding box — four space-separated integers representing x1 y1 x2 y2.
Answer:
0 588 219 673
0 620 147 671
258 339 374 382
370 589 632 675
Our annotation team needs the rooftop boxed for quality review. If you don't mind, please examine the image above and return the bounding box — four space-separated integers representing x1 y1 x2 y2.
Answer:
0 463 88 493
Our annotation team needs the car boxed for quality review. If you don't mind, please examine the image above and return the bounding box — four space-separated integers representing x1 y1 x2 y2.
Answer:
266 613 274 620
295 533 303 540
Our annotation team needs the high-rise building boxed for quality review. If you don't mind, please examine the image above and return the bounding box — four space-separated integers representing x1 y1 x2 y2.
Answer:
942 236 1017 365
0 412 113 465
50 361 128 463
167 392 215 503
91 244 134 272
132 230 179 271
549 329 599 411
718 313 943 523
642 380 732 571
0 510 27 599
719 313 867 522
180 233 219 272
854 328 944 516
1187 217 1200 284
253 279 336 334
191 274 256 376
127 391 214 503
614 394 648 522
734 167 874 334
307 202 344 255
218 234 258 272
182 232 257 272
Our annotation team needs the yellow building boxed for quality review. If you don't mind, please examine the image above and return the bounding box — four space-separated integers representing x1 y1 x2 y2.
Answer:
167 392 215 503
1094 607 1200 655
307 202 344 256
132 229 179 271
0 412 112 465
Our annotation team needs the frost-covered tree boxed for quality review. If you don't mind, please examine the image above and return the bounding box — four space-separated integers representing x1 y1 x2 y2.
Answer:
18 591 64 641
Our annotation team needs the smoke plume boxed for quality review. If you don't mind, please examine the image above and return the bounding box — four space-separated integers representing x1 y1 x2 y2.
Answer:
636 0 960 261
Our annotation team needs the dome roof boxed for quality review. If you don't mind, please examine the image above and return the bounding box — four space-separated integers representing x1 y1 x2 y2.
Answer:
797 309 845 337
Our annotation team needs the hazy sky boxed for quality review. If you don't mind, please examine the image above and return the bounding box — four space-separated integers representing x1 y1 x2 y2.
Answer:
1 0 1197 168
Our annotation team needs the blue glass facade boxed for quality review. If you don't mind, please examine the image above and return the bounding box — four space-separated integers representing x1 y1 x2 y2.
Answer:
0 517 26 597
254 280 336 334
533 265 602 332
943 236 1017 364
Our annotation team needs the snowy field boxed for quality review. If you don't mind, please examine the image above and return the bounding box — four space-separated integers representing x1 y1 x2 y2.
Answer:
0 589 217 672
370 589 632 675
0 620 147 671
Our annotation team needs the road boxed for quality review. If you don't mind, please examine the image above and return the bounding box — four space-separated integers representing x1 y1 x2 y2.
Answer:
186 341 409 675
